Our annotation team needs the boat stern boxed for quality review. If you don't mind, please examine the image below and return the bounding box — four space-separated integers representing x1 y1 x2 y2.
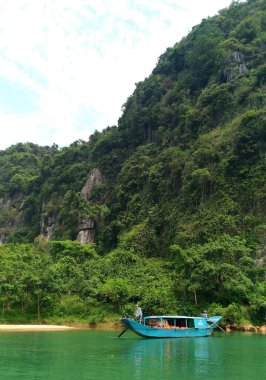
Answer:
207 315 222 327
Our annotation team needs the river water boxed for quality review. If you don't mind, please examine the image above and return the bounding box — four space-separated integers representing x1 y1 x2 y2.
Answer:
0 329 265 379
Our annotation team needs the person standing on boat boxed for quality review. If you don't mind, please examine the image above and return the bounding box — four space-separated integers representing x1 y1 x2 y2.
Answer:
134 304 143 323
201 311 208 318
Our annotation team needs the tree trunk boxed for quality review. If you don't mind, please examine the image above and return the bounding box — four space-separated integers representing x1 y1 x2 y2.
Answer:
37 293 40 322
193 288 198 305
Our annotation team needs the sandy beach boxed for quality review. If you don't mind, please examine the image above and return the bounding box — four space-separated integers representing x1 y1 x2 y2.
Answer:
0 324 74 331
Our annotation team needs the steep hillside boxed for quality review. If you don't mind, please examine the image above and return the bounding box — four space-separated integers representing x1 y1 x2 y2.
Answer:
94 0 266 255
0 0 265 323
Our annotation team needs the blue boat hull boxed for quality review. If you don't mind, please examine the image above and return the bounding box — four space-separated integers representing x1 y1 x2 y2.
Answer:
120 318 220 338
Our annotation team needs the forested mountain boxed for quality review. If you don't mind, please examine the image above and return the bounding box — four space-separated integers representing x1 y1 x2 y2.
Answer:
0 0 265 325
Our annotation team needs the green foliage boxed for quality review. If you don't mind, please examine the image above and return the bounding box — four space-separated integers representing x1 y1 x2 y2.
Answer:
99 278 131 308
210 302 259 325
0 0 265 324
52 295 85 317
172 234 257 305
118 222 159 256
49 240 98 261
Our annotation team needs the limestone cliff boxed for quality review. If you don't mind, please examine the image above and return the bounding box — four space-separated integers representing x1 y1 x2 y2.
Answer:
0 195 23 244
77 168 104 244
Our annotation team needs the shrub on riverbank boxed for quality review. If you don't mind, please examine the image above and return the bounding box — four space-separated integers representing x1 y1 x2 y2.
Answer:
0 241 265 326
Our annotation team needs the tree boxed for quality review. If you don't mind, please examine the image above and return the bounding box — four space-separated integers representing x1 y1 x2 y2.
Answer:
172 235 255 306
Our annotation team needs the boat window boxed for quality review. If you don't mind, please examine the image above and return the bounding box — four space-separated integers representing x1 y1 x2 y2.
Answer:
187 319 195 328
146 318 161 327
175 319 186 328
167 319 175 327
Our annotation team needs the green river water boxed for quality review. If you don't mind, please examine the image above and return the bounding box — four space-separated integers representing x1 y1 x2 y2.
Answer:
0 329 265 380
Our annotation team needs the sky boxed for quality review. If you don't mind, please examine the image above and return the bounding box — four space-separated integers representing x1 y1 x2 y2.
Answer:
0 0 237 150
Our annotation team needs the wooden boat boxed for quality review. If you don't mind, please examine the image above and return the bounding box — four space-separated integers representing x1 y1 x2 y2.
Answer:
120 315 222 338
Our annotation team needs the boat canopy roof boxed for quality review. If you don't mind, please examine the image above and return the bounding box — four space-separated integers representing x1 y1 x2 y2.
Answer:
144 315 204 320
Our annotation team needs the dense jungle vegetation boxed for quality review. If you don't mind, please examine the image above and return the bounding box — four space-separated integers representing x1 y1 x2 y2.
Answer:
0 0 265 326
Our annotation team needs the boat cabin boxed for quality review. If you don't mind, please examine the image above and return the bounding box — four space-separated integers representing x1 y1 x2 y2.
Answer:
143 316 208 329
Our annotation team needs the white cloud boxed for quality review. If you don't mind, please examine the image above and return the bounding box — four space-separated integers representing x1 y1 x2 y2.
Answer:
0 0 234 150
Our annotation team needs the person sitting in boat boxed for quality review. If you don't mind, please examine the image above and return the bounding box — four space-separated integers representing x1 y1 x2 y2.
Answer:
134 304 143 323
162 319 170 328
201 311 208 318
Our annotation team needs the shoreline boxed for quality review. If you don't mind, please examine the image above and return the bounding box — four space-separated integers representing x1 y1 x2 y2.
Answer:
0 324 75 331
225 324 266 333
0 323 265 333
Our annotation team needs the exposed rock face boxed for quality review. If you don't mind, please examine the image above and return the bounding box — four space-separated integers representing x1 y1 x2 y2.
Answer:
77 168 104 244
40 215 56 241
80 168 104 200
229 324 262 332
226 324 265 333
38 168 104 243
239 62 249 76
232 51 243 63
0 232 9 244
0 196 22 244
224 51 249 82
77 218 95 244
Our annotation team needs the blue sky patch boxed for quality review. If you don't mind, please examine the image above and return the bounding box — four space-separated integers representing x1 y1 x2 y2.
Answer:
0 77 39 115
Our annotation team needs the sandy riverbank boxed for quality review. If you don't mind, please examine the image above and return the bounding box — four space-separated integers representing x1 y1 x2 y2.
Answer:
0 322 122 331
0 324 74 331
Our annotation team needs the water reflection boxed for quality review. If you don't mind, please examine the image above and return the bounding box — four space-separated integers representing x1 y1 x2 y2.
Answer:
122 335 221 379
